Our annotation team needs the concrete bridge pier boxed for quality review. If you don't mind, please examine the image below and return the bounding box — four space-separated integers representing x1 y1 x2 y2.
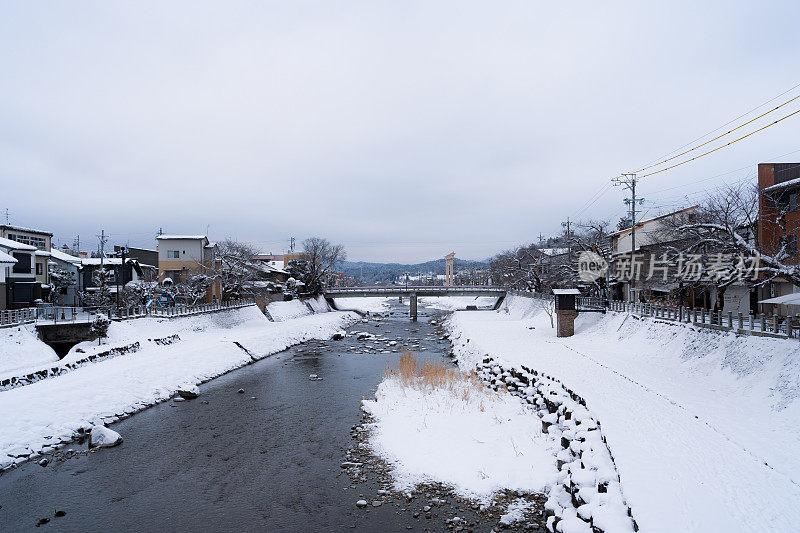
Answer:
409 293 418 321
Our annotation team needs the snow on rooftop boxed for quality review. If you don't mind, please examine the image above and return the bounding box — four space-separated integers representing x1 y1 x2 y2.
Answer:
156 235 208 240
0 249 17 263
0 236 36 251
81 257 122 266
0 224 53 236
49 247 82 264
763 176 800 194
34 250 51 256
552 288 581 295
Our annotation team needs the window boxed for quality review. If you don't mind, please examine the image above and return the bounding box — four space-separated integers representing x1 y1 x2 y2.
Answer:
36 262 43 275
167 250 180 259
12 252 31 274
8 233 47 250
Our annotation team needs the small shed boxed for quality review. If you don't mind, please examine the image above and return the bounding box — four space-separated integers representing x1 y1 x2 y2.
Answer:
553 288 581 311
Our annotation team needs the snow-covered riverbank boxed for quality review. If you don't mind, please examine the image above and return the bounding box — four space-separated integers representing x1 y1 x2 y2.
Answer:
0 305 360 470
362 354 558 502
445 295 800 532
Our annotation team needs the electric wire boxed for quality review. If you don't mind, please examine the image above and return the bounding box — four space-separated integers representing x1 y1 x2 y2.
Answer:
636 81 800 169
634 92 800 173
639 107 800 179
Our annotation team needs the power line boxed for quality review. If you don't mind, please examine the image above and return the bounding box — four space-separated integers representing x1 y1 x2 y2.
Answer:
639 107 800 179
571 181 614 220
636 81 800 169
635 92 800 173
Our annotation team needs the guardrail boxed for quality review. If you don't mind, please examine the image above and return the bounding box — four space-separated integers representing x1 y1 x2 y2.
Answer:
607 300 798 339
112 298 256 319
0 308 37 328
35 306 83 323
506 289 797 340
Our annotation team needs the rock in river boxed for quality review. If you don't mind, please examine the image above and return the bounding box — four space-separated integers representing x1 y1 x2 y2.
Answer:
88 425 123 448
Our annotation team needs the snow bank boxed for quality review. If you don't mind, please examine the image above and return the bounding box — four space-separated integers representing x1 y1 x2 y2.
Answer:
333 297 391 313
415 296 498 311
266 296 330 321
0 306 359 469
447 294 800 532
361 372 558 503
0 324 59 375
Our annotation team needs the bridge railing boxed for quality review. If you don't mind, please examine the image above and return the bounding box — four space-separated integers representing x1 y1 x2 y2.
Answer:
325 286 505 294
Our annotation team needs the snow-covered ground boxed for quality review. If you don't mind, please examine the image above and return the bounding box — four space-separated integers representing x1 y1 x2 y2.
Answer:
0 305 359 469
265 295 330 321
333 297 391 314
447 295 800 532
0 324 59 375
362 358 558 502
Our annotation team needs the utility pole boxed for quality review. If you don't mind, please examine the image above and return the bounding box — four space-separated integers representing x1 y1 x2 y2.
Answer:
98 230 108 296
613 173 644 302
561 217 571 258
4 208 9 225
116 246 125 308
289 237 296 253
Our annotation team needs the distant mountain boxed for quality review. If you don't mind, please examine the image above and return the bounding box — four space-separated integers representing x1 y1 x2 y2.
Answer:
341 258 489 284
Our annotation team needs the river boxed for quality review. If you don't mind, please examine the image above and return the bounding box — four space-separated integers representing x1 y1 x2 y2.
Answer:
0 300 516 532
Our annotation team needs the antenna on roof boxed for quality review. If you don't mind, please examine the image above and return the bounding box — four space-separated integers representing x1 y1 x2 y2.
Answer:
4 208 9 225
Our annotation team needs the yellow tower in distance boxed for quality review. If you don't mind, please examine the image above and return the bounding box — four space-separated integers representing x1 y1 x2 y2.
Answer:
445 252 455 287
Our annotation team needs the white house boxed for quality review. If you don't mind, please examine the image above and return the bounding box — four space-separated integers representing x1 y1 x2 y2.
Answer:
0 236 39 308
0 248 18 310
49 247 83 306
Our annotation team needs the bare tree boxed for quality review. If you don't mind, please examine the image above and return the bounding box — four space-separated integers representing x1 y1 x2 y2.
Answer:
657 183 770 310
301 237 346 295
489 244 545 291
81 269 114 308
202 239 260 301
567 219 613 297
48 265 76 304
539 297 555 328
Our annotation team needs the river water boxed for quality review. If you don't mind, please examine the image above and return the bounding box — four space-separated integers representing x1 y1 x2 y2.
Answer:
0 300 517 532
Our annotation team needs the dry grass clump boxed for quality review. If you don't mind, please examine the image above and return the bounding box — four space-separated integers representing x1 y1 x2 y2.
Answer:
385 352 485 399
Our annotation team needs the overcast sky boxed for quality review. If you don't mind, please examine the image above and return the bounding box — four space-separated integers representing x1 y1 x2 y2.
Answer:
2 1 800 263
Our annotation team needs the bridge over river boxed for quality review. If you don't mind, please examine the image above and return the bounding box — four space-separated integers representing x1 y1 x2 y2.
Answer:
323 286 506 319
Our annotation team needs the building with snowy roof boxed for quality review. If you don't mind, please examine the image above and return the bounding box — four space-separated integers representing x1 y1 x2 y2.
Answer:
758 162 800 314
156 235 221 302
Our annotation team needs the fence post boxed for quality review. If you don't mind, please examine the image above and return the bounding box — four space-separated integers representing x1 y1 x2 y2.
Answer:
774 312 779 334
738 312 743 330
727 312 733 329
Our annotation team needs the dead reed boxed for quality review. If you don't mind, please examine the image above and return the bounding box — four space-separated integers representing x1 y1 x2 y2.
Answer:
385 351 485 399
